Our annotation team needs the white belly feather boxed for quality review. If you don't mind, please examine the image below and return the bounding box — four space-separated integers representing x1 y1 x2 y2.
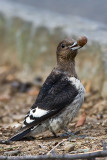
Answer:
27 77 85 136
49 77 85 132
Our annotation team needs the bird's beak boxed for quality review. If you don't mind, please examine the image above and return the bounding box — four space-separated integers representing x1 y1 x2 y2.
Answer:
69 42 81 51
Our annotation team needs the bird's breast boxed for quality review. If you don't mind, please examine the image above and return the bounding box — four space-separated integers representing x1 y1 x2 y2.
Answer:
49 77 85 133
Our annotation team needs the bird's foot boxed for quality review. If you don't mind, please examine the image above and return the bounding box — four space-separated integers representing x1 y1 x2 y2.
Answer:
68 132 88 141
68 134 88 141
60 130 88 139
51 131 57 138
59 131 75 138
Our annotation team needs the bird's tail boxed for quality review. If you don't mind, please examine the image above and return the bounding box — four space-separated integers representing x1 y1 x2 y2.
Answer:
8 127 32 141
0 127 32 144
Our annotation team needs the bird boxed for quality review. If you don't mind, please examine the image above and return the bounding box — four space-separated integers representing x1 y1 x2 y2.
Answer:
8 36 87 141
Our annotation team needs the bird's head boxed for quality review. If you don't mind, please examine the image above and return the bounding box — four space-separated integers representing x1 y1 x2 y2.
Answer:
56 36 87 64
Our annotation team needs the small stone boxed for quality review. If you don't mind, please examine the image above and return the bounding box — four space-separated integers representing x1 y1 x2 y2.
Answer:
77 148 90 153
85 136 97 140
102 119 107 126
69 138 76 142
4 150 21 156
64 142 75 152
0 132 2 136
97 113 103 120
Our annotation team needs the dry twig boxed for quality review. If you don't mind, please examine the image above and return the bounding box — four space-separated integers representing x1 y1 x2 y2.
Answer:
4 150 21 156
0 150 107 160
102 140 107 150
47 139 66 155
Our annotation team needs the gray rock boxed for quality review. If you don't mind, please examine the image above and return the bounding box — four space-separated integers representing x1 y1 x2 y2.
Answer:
0 0 107 97
64 142 75 152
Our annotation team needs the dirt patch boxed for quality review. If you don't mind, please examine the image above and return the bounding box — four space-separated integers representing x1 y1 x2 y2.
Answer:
0 66 107 156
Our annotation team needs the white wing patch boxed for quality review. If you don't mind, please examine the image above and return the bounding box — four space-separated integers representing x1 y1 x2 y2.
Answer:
23 107 49 126
68 77 85 93
30 107 48 118
26 116 34 124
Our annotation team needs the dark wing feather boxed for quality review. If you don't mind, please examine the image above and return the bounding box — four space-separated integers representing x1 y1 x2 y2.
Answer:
34 70 63 105
9 70 78 141
23 70 78 127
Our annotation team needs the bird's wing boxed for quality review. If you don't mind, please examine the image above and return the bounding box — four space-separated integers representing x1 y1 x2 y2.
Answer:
9 70 78 141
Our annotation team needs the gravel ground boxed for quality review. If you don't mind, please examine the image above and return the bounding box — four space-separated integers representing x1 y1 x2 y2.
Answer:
0 66 107 157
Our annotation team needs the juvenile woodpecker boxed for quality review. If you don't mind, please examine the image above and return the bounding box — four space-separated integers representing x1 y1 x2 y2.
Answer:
9 36 87 141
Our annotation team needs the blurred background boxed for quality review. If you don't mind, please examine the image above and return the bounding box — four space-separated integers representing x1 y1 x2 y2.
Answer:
0 0 107 97
0 0 107 155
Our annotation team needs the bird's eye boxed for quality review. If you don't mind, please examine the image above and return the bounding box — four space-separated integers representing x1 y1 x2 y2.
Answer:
61 43 65 48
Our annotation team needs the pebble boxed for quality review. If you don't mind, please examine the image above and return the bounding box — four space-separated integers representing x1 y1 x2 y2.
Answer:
4 150 21 156
77 148 90 153
0 132 2 136
102 119 107 126
64 142 75 152
97 113 103 120
69 138 76 142
85 136 97 140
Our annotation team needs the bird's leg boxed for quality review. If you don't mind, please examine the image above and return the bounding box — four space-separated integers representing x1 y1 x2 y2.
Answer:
59 127 75 137
60 127 88 139
51 130 57 138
